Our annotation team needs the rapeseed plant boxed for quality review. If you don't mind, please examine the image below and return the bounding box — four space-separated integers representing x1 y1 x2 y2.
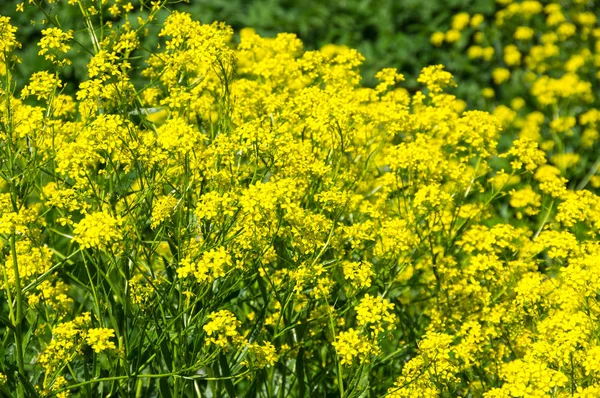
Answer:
0 0 599 397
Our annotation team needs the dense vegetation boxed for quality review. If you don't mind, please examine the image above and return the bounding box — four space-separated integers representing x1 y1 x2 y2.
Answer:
1 1 600 397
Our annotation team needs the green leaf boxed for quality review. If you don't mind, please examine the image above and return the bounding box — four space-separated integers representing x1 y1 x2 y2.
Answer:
160 337 173 370
17 373 39 398
159 376 173 398
0 315 15 332
296 347 306 398
218 353 237 398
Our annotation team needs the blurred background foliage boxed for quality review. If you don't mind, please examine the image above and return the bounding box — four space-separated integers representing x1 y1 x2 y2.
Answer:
9 0 495 98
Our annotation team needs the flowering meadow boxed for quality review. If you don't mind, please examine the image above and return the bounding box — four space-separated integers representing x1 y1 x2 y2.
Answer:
1 0 600 397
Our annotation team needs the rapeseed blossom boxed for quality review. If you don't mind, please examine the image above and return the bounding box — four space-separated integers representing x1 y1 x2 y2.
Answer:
85 328 116 353
73 211 123 250
2 0 600 396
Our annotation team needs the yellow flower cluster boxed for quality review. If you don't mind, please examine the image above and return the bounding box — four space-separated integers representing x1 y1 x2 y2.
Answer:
355 294 396 335
342 260 373 289
333 295 396 365
3 1 600 395
38 313 116 394
21 71 62 100
38 27 73 66
177 246 230 283
73 211 123 250
4 239 52 285
151 195 178 229
38 313 91 373
332 328 374 366
203 310 278 368
203 310 245 349
247 342 278 369
485 359 568 397
85 328 116 353
0 15 20 62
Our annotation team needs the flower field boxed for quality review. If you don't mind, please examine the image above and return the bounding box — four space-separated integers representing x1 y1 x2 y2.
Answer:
1 0 600 397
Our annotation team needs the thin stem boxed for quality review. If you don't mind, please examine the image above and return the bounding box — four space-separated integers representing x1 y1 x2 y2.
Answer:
51 370 252 396
576 156 600 190
11 231 27 387
328 307 345 398
534 198 555 238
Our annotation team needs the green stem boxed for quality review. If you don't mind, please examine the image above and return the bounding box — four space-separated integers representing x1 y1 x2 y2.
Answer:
576 156 600 190
11 232 26 382
51 369 252 397
328 307 345 398
534 198 555 238
82 253 103 325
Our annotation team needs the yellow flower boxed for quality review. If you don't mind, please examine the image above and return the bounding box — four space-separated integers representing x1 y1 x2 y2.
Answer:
430 31 445 46
73 211 123 250
0 16 21 60
481 87 495 98
514 26 535 40
417 64 456 93
151 195 178 229
470 13 484 28
452 13 470 31
445 29 461 43
355 294 396 335
21 71 62 100
342 261 374 289
248 342 278 368
203 310 245 349
38 27 73 66
492 67 511 85
503 44 521 66
509 187 541 216
177 246 231 283
501 138 547 172
86 328 116 353
332 328 374 366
